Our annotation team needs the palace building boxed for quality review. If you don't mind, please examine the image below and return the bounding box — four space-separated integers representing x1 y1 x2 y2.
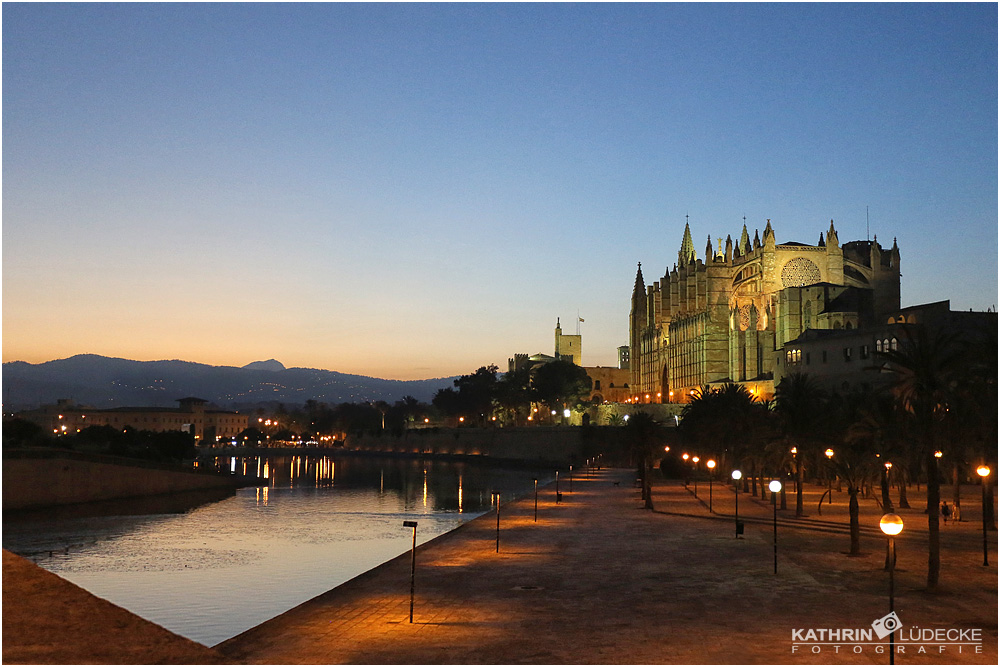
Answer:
18 397 248 442
629 218 901 402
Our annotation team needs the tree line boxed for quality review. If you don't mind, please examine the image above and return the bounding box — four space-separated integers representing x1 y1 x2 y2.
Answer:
630 323 996 592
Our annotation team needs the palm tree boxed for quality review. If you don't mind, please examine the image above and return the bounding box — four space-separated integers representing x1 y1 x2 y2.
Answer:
774 373 828 517
876 324 964 591
625 411 664 510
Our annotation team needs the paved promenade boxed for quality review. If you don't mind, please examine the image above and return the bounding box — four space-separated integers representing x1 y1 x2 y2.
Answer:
219 469 998 664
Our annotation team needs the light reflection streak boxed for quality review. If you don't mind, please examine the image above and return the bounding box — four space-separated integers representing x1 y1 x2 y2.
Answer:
422 468 428 508
458 474 463 513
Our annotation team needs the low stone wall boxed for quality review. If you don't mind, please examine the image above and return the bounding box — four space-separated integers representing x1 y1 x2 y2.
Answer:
3 450 255 511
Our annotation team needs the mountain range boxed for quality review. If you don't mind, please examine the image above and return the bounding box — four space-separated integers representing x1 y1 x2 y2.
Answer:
2 355 458 412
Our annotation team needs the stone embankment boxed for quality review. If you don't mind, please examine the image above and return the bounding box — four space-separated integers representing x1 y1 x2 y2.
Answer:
2 448 261 511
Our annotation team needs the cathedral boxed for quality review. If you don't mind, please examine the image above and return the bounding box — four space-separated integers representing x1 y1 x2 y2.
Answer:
628 218 900 402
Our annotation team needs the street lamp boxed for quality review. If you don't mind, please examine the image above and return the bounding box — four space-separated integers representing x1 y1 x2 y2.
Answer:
879 513 904 665
769 480 782 574
707 460 717 511
493 493 501 553
825 449 835 506
533 478 538 522
732 470 743 538
402 520 418 623
692 456 700 497
977 465 991 566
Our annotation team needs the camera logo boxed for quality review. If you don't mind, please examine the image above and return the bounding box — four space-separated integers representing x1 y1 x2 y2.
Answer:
871 612 903 639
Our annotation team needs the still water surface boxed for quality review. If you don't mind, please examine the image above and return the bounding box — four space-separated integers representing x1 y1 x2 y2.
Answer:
3 454 547 646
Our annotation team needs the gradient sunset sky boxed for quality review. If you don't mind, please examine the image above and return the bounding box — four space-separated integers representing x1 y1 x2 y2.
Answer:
3 3 997 380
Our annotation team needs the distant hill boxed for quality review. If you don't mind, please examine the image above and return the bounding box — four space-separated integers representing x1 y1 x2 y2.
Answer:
1 355 458 411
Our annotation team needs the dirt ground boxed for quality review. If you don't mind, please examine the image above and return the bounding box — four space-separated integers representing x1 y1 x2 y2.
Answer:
2 549 224 664
3 469 997 665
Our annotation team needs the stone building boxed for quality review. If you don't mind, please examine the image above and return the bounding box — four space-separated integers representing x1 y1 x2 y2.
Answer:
629 219 901 402
775 300 996 394
17 397 247 442
509 319 632 405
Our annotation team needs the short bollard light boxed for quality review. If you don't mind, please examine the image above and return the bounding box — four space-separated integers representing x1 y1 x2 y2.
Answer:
769 480 782 574
977 465 991 566
402 520 418 623
879 513 903 664
533 478 538 522
732 470 743 538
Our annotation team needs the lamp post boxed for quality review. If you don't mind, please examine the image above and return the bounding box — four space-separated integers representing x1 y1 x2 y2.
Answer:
569 465 573 493
732 470 743 538
769 480 782 574
402 520 418 623
533 478 538 522
825 449 834 505
977 465 991 566
879 513 904 665
682 453 690 486
707 459 717 511
494 493 501 553
692 456 700 497
556 470 561 503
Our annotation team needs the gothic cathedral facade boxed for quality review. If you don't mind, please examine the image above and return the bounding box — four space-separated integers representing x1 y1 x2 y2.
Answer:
628 219 900 402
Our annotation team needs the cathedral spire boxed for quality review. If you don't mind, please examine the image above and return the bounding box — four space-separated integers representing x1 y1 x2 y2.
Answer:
633 262 645 293
739 223 750 255
679 221 696 266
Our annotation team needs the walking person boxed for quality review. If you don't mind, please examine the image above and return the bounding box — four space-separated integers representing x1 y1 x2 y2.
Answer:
941 501 952 525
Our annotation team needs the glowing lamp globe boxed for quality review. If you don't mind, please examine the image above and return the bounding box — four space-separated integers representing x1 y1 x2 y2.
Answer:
768 480 782 493
977 465 991 478
732 470 742 481
880 513 904 536
707 460 716 470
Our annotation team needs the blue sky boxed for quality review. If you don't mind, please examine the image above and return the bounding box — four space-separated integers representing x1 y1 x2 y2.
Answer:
3 3 997 380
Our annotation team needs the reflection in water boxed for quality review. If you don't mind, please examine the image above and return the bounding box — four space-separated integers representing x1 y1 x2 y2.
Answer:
3 455 547 647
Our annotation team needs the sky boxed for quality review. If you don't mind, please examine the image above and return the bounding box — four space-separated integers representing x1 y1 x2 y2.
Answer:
3 2 997 381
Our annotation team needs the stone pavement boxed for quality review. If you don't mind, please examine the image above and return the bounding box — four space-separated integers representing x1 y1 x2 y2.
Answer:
219 469 998 664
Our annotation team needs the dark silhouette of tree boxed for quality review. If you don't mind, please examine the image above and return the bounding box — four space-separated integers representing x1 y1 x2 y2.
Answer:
626 411 665 509
495 367 532 426
2 418 57 449
773 372 828 517
679 383 772 478
531 360 592 418
834 389 892 555
876 324 964 591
